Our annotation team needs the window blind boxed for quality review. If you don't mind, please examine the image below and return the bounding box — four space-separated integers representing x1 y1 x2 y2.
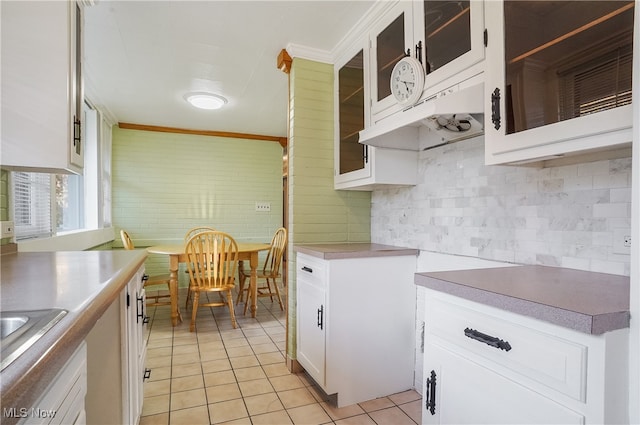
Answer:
559 44 633 119
12 172 53 240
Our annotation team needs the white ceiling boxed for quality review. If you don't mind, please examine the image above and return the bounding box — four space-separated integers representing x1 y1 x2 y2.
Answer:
84 0 375 138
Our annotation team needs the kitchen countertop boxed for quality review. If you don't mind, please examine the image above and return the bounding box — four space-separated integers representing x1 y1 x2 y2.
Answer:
294 243 419 260
415 265 630 334
0 249 147 416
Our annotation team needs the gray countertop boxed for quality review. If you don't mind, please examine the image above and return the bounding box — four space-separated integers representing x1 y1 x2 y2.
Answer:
0 249 147 418
415 265 630 334
294 243 419 260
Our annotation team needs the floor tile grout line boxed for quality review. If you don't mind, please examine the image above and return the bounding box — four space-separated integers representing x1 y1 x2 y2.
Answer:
143 289 421 425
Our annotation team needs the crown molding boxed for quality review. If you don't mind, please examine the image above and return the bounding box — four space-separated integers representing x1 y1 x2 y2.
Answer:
285 43 333 64
285 1 400 65
331 0 398 62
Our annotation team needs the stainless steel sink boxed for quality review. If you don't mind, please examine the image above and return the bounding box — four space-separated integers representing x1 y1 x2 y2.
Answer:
1 315 29 339
1 309 68 371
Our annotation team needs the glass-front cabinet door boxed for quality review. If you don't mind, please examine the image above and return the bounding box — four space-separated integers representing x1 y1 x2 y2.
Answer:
413 0 485 95
335 39 372 186
337 48 367 178
334 33 418 190
485 0 635 165
370 1 414 122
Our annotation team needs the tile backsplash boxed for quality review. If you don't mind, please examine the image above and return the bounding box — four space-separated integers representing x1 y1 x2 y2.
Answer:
371 136 632 276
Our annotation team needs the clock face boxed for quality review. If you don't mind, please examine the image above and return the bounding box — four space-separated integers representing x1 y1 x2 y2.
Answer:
390 57 424 105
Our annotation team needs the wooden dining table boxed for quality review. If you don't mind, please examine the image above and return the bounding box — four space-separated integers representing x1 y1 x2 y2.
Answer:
147 242 270 326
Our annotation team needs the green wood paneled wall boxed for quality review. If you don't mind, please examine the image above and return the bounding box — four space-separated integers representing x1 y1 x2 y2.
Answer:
286 58 371 360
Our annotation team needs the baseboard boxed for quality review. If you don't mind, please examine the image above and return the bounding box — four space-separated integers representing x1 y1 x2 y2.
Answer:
286 355 304 373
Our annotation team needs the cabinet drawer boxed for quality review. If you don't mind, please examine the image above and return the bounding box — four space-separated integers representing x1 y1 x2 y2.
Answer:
426 294 587 401
296 254 327 289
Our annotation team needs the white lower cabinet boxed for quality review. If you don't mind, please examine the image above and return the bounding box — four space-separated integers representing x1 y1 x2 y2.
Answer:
124 267 149 425
422 289 629 424
20 342 87 425
296 252 417 407
85 264 148 425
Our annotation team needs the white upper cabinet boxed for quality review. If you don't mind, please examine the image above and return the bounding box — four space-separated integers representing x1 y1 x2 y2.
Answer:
370 1 415 123
484 1 635 165
371 1 486 124
1 1 84 174
334 28 417 190
361 1 486 151
412 0 485 100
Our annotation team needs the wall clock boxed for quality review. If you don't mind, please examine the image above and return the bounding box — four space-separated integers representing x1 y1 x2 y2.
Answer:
390 56 425 106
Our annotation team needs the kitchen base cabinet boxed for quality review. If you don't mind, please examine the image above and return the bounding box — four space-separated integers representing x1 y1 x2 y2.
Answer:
19 342 87 425
422 289 629 424
296 251 417 407
125 267 149 425
425 344 583 424
85 265 147 425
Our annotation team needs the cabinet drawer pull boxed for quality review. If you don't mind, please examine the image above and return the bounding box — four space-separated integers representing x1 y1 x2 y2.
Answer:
301 266 313 273
425 370 436 415
464 327 512 352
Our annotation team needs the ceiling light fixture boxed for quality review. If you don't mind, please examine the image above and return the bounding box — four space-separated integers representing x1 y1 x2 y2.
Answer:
184 92 227 110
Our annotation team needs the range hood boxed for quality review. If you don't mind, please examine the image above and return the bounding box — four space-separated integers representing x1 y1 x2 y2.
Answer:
359 82 484 151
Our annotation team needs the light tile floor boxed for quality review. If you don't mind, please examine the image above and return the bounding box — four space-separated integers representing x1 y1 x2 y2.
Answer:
140 288 422 425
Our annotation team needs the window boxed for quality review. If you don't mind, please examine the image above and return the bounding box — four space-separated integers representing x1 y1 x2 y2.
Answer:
12 172 52 239
56 173 84 232
558 42 633 119
11 101 111 241
503 1 634 134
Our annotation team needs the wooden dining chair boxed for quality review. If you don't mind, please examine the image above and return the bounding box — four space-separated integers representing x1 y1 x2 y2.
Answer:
184 226 216 242
237 227 287 314
184 226 216 308
185 231 239 331
120 230 172 307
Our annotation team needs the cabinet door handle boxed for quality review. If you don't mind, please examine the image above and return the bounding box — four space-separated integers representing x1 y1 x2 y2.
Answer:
491 88 501 130
317 305 324 330
464 327 512 352
425 370 436 415
73 116 81 150
136 294 145 324
301 266 313 273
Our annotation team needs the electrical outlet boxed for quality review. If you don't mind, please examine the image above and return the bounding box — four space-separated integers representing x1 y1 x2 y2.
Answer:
1 221 15 238
255 202 271 212
613 229 631 255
